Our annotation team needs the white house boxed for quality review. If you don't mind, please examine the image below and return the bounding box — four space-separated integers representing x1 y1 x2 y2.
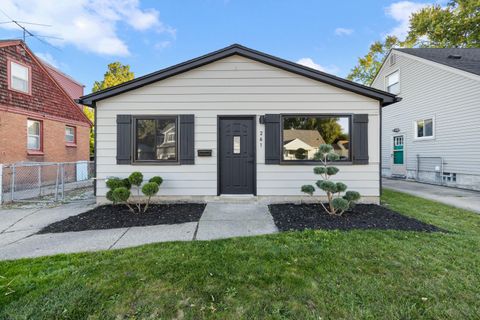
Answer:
371 48 480 190
78 44 397 203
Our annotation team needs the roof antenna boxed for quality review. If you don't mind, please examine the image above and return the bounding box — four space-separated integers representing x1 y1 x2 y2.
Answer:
0 8 62 50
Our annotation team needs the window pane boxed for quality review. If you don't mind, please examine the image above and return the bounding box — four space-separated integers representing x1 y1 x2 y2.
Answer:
65 126 75 142
387 71 399 86
135 118 177 161
417 121 424 137
28 120 39 135
28 136 39 150
11 62 28 80
387 82 399 94
283 116 350 161
424 119 433 136
12 77 28 92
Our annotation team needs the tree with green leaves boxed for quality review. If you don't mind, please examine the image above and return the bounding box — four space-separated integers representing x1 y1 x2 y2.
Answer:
348 0 479 85
83 106 94 156
92 62 135 92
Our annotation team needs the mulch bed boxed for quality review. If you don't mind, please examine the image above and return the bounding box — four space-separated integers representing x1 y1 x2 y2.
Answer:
268 203 442 232
38 203 206 234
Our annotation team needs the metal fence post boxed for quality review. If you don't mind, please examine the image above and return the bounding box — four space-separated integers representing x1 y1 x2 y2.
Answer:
61 163 65 200
11 163 15 202
54 163 60 202
416 154 419 181
38 165 42 197
0 164 3 205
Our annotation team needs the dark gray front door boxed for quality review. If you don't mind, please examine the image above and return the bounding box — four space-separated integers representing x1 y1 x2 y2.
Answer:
218 117 255 195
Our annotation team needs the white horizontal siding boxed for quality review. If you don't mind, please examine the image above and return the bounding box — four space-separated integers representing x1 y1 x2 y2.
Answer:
372 52 480 176
96 55 381 199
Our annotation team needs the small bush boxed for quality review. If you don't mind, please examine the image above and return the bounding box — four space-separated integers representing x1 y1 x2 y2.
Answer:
149 176 163 186
300 144 361 215
128 172 143 187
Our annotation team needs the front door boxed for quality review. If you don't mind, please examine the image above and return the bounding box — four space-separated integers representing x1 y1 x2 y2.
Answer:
391 135 406 177
218 117 255 195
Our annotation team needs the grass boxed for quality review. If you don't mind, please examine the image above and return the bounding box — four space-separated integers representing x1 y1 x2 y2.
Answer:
1 189 479 319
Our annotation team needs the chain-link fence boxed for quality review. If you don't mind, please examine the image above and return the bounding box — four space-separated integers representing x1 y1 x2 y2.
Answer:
0 161 94 204
415 156 444 185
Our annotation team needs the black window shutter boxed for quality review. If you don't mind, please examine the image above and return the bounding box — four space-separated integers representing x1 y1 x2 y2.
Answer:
352 114 369 164
180 114 195 164
264 114 281 164
116 115 132 164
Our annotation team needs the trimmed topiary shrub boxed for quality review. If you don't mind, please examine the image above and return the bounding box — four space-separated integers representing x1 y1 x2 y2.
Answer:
105 173 162 213
301 144 361 215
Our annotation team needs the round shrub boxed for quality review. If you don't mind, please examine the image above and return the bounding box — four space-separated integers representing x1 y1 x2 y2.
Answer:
122 178 132 190
106 177 124 190
301 184 315 196
335 182 347 193
316 180 337 193
332 197 349 212
327 152 340 161
142 182 159 197
149 176 163 186
112 187 131 203
318 144 333 154
313 167 326 175
106 190 115 203
326 166 339 176
344 191 361 202
128 172 143 186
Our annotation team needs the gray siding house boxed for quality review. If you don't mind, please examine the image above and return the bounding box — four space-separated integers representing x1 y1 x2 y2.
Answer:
79 44 396 203
371 48 480 190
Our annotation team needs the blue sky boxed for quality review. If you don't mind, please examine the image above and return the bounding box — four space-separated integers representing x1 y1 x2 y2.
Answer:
0 0 438 93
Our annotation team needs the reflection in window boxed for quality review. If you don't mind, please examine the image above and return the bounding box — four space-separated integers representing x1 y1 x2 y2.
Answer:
416 118 433 138
282 116 350 161
135 117 177 161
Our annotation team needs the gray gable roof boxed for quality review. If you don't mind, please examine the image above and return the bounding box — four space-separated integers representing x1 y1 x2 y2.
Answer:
78 44 397 106
396 48 480 76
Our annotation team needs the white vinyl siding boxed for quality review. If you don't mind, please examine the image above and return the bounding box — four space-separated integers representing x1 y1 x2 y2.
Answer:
96 55 380 199
10 61 29 93
372 51 480 188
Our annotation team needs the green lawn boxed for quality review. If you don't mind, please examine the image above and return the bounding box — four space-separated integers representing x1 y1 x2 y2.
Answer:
1 190 479 319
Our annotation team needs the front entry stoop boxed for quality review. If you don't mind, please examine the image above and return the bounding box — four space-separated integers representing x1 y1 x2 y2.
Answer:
195 202 278 240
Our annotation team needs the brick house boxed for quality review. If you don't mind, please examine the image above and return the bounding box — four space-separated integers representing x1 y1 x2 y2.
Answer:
0 40 91 165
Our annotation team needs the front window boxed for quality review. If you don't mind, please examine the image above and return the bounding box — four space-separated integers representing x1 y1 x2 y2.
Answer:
134 116 178 162
10 61 30 93
415 118 433 138
65 126 75 143
386 70 399 94
27 120 41 150
282 115 351 161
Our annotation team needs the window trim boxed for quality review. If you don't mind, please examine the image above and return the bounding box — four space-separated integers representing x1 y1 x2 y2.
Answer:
385 69 400 95
413 117 435 141
132 115 180 164
8 59 32 95
65 125 77 147
280 114 353 165
27 119 43 154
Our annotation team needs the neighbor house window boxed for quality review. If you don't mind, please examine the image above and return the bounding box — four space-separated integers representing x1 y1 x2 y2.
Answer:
282 115 351 162
415 118 434 139
10 61 30 93
65 126 76 144
27 119 41 150
134 116 178 162
386 70 399 94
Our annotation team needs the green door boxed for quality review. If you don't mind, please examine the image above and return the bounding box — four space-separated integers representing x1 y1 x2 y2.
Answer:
393 136 404 165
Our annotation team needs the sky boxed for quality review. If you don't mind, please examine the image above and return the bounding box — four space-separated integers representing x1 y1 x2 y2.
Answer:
0 0 443 93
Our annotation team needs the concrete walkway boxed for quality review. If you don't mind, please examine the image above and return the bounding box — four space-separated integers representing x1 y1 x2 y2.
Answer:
0 202 277 260
383 178 480 213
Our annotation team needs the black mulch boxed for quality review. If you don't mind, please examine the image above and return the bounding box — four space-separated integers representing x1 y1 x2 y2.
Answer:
268 203 443 232
38 203 206 234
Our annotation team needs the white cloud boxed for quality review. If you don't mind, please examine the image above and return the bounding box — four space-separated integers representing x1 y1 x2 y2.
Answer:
296 58 339 75
154 40 171 50
335 27 353 36
385 1 429 39
35 52 59 68
0 0 175 56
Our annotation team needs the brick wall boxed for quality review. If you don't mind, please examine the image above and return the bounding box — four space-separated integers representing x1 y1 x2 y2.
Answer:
0 110 89 164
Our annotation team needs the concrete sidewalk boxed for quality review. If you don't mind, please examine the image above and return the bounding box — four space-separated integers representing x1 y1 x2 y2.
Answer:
383 178 480 213
0 202 277 260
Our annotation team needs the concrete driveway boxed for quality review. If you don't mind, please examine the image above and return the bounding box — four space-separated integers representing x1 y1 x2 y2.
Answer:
0 202 277 260
383 178 480 213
